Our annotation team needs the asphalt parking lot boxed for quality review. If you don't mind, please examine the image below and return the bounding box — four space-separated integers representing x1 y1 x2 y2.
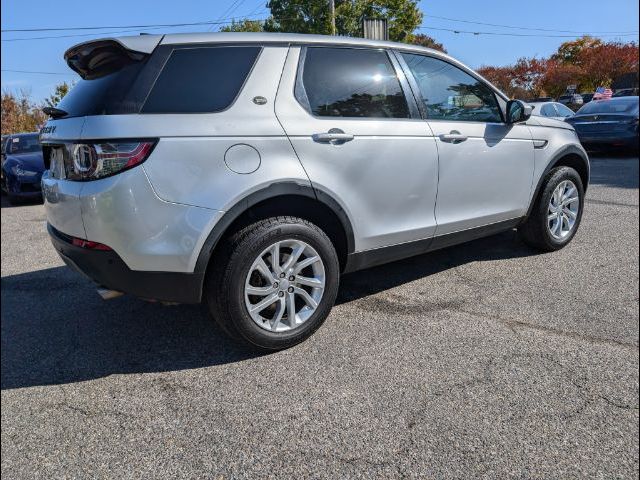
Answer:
1 155 638 479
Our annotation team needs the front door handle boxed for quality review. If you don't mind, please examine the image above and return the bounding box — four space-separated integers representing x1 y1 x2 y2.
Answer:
312 129 354 144
439 131 468 144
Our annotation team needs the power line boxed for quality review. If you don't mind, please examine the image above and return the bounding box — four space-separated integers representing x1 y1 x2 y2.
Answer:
1 69 71 75
0 15 263 33
419 25 640 38
1 18 269 42
426 14 639 35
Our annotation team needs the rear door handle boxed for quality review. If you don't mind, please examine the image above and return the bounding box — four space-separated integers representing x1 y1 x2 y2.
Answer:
439 132 468 143
312 131 354 144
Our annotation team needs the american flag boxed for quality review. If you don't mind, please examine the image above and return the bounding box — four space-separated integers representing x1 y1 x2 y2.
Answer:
593 87 613 100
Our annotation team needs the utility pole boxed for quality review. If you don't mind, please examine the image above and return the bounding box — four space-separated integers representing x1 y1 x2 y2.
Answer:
329 0 336 35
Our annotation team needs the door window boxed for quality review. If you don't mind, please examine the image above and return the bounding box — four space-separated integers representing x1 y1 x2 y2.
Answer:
401 53 502 123
297 47 410 119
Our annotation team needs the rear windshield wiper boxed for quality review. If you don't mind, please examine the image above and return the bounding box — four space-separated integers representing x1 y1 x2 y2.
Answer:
42 106 68 119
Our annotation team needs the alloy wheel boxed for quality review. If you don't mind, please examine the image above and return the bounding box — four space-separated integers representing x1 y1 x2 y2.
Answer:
244 239 326 332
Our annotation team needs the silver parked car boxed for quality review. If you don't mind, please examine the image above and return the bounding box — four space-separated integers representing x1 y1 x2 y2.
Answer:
40 33 589 350
529 101 575 121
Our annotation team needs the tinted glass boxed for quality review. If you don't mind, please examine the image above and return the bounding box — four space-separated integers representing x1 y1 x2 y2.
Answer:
299 47 410 118
57 61 146 117
402 53 502 122
142 46 260 113
577 98 639 115
8 134 40 154
554 103 575 117
540 104 557 116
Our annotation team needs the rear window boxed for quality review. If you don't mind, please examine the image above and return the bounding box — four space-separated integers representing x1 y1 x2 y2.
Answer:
56 62 146 117
8 134 40 154
577 98 639 114
141 46 261 113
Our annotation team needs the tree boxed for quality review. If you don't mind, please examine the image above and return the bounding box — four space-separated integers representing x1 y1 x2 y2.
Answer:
265 0 423 42
408 33 446 53
539 61 584 98
220 19 264 32
1 89 47 135
265 0 333 35
44 81 73 108
578 41 639 90
552 36 602 66
476 59 547 99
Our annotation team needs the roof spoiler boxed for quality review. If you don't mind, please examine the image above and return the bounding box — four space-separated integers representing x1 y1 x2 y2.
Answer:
64 35 163 80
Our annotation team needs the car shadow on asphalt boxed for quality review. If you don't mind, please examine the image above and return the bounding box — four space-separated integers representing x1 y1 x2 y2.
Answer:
1 229 537 390
0 195 43 209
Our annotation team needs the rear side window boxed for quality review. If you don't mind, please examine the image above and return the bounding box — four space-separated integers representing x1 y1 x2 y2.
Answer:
142 46 260 113
401 53 502 123
297 47 410 119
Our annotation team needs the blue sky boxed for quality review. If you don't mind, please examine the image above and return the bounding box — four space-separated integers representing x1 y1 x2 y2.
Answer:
1 0 638 102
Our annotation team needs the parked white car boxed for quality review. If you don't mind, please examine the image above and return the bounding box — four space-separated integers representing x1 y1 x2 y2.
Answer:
529 101 575 121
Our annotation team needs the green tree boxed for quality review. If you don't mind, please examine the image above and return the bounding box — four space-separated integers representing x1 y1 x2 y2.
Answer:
44 81 73 108
265 0 423 42
220 19 264 32
552 35 602 66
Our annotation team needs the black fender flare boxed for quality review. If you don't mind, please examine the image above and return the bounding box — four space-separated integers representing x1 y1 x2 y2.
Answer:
193 181 355 276
525 144 590 218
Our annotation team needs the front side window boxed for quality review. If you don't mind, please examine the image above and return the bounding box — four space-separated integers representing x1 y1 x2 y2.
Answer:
297 47 410 119
401 53 502 123
142 46 261 113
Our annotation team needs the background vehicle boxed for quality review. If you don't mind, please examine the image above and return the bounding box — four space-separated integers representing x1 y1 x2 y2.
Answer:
581 93 594 103
528 96 554 102
40 33 589 350
1 133 44 204
612 88 639 97
566 97 639 151
557 93 584 110
529 101 575 120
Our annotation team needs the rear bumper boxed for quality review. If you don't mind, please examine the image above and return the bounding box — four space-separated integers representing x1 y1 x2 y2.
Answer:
48 223 203 303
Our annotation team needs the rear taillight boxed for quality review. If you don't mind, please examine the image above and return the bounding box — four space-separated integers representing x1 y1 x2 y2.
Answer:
65 140 156 181
71 237 113 250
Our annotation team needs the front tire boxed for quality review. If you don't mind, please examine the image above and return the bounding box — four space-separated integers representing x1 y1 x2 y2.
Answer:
518 166 584 251
205 216 340 351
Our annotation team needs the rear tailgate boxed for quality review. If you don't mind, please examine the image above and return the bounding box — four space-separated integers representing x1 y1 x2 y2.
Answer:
41 35 163 239
40 118 87 238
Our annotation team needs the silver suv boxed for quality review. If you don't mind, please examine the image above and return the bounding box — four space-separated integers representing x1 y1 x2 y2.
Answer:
41 33 589 350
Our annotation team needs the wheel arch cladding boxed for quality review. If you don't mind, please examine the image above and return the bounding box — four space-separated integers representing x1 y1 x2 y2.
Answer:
527 145 589 218
193 182 355 277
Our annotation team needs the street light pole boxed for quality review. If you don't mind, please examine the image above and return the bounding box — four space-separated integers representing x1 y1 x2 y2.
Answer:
329 0 336 35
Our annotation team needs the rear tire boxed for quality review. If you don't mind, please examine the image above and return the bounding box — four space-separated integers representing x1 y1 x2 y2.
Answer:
518 166 584 251
205 216 340 351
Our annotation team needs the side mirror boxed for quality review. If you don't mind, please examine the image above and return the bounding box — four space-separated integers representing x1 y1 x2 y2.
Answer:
506 99 533 124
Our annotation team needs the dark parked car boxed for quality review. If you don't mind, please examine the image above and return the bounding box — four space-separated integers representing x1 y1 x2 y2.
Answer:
612 88 639 97
557 93 584 110
1 133 45 203
581 93 594 103
565 97 639 151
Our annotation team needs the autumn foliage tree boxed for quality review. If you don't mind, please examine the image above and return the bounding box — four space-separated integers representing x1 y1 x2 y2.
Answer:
479 36 639 99
1 89 47 135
